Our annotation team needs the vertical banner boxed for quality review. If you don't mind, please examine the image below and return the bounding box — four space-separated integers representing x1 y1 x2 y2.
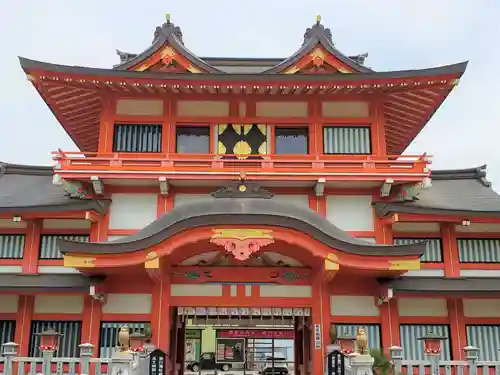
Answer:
314 324 322 350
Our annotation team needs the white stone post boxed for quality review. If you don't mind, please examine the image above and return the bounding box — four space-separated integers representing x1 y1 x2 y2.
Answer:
2 342 19 375
79 343 94 375
463 346 479 375
41 349 55 375
389 345 403 375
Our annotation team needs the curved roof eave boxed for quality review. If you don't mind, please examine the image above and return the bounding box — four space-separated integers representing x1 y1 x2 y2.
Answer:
18 56 468 84
373 202 500 219
58 197 425 257
0 199 110 215
113 21 224 74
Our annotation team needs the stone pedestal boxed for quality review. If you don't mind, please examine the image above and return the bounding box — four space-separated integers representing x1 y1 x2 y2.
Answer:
111 350 136 375
350 354 374 375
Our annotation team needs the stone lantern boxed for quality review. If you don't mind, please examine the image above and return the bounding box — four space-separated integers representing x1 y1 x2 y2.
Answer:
337 330 357 355
418 331 447 356
36 329 62 351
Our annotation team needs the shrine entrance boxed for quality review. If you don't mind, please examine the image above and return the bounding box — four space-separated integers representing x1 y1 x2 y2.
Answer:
169 307 312 375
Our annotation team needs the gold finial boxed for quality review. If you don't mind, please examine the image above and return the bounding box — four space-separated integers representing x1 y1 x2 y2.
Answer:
316 14 322 23
165 13 171 23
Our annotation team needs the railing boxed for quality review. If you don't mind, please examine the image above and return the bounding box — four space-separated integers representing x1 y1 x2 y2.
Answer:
390 346 500 375
5 342 498 375
53 151 431 176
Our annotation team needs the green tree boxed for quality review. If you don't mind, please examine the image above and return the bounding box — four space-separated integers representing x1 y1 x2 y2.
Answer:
370 348 396 375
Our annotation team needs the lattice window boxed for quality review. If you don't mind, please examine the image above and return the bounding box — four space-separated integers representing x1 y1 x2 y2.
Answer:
323 126 371 154
113 123 162 153
0 235 25 259
335 324 381 349
99 322 151 357
466 325 500 361
0 321 15 345
29 321 82 357
458 239 500 263
393 238 443 262
400 324 451 360
39 235 89 260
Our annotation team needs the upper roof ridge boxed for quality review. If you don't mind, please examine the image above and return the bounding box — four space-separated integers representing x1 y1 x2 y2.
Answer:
432 165 491 187
0 162 53 177
153 14 183 44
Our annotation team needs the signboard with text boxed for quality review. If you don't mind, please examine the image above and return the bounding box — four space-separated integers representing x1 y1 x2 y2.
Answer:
217 330 294 339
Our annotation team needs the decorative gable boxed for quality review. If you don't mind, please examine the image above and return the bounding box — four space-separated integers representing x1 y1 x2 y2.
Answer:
114 15 221 74
132 45 202 73
266 16 371 75
282 47 354 74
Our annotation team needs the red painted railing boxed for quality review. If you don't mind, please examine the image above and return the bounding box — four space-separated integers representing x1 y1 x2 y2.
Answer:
53 151 431 177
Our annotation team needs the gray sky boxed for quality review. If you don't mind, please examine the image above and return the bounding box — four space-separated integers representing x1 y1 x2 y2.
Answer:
0 1 499 185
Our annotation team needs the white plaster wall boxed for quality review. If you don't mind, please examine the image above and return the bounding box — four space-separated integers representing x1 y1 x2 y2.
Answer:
34 295 84 314
177 101 229 117
330 296 379 316
0 266 22 274
259 285 312 298
174 194 215 207
455 223 500 233
463 298 500 317
322 101 369 118
102 293 152 314
38 266 80 274
256 102 308 117
393 223 441 233
460 270 500 277
43 219 91 229
270 195 310 209
0 219 26 228
403 269 445 277
108 236 126 241
326 195 374 231
397 298 448 317
0 295 18 313
116 99 163 116
171 284 223 297
108 194 158 229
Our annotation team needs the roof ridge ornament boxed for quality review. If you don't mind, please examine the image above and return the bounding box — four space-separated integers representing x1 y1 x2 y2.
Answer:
303 15 334 46
211 174 273 199
153 13 183 44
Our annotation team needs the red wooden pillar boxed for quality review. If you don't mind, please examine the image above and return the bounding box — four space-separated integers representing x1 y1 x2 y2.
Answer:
310 279 324 375
379 298 400 351
14 295 34 356
448 298 466 359
21 220 42 274
81 296 102 356
441 223 460 277
150 272 171 352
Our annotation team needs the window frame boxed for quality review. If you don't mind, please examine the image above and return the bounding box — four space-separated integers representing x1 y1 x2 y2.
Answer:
457 238 500 263
273 126 310 155
175 124 212 154
39 234 90 260
322 125 372 155
29 320 82 358
99 321 152 357
112 123 163 153
0 234 25 259
393 237 444 263
399 323 452 360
